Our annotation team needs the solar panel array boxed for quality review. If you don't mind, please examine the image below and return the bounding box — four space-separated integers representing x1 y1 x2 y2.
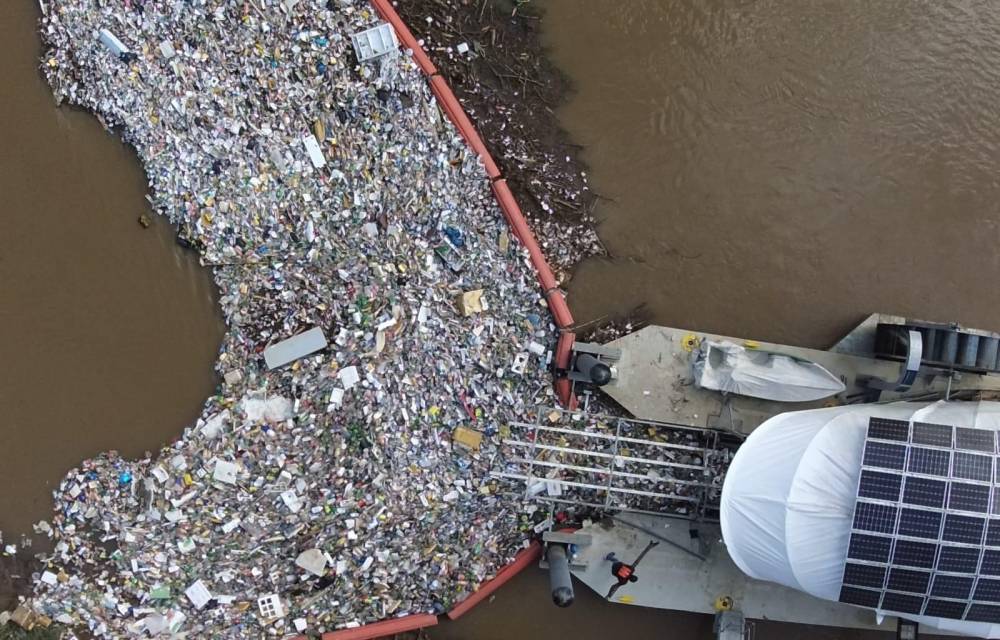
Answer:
841 417 1000 622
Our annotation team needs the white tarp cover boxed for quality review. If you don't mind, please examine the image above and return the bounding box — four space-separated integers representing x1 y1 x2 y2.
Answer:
721 401 1000 638
693 341 845 402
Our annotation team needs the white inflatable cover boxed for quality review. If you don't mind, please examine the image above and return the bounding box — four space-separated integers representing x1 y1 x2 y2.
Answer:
693 341 846 402
721 401 1000 638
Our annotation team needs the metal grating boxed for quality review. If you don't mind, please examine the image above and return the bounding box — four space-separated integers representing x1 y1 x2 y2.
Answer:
840 417 1000 621
493 407 736 520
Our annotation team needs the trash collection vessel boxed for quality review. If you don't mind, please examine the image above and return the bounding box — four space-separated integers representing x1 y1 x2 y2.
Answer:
528 314 1000 640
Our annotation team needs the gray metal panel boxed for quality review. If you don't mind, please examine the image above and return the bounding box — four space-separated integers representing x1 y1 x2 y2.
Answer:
543 531 593 545
959 334 981 368
601 325 1000 433
263 327 328 370
571 341 622 359
940 331 959 364
923 329 939 366
980 338 1000 370
570 515 904 633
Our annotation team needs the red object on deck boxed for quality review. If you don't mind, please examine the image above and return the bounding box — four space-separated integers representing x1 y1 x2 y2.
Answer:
318 614 439 640
447 542 544 620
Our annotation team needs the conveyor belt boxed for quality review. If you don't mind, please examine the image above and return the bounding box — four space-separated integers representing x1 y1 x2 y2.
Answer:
876 322 1000 373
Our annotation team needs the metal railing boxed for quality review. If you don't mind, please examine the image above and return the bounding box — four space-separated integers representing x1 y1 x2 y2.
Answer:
493 407 736 520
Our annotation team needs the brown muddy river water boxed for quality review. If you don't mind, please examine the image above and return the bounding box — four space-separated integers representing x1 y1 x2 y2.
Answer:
546 0 1000 348
0 3 224 538
0 0 991 638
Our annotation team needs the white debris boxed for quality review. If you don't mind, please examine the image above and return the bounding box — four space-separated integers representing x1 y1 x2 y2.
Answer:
301 134 327 169
257 594 285 620
338 365 360 390
295 548 328 576
350 22 399 62
280 489 303 514
212 460 238 485
158 40 175 59
184 580 212 610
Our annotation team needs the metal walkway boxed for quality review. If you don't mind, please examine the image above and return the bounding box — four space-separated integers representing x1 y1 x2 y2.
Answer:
493 407 741 520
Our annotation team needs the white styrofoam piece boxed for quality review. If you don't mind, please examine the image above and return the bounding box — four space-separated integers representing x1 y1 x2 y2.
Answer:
350 22 399 62
213 460 238 485
280 489 302 513
98 28 129 57
257 594 285 619
263 327 327 370
295 548 327 576
338 365 360 390
301 134 326 169
185 580 212 610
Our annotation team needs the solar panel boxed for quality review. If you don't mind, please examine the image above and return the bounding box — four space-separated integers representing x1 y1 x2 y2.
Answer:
953 452 993 482
869 418 911 442
955 427 995 453
864 442 907 470
982 549 1000 575
886 568 930 594
902 476 946 508
840 586 881 608
858 470 902 502
924 599 968 618
942 514 985 545
912 422 953 448
974 579 1000 603
967 603 1000 623
892 539 937 569
930 574 973 599
948 482 990 513
908 447 951 476
853 502 898 534
987 520 1000 547
842 418 1000 621
848 533 893 563
938 546 980 573
880 591 924 614
842 563 887 589
898 508 941 539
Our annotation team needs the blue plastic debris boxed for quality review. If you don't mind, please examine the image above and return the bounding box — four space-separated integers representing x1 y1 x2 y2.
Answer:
444 226 465 247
